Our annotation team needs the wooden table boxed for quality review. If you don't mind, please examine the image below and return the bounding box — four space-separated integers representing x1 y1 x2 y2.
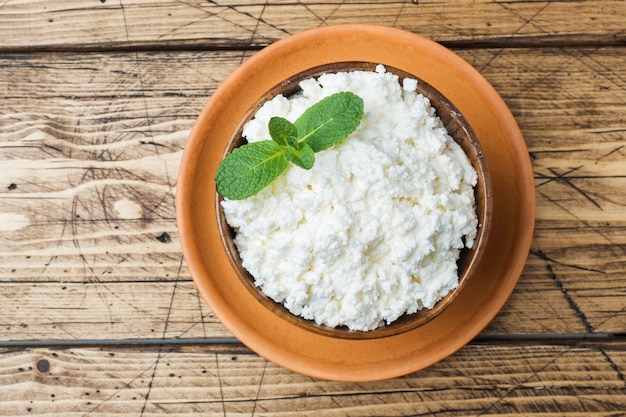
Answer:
1 1 625 415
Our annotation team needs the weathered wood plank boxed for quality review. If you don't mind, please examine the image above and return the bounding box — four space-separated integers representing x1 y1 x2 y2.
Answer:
0 1 624 50
1 342 625 416
477 45 626 335
0 281 233 341
1 47 625 341
0 50 235 277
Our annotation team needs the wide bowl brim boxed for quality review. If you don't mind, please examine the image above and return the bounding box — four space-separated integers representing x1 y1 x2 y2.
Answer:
176 24 535 382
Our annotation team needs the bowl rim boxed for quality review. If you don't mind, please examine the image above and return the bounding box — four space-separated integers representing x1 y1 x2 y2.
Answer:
176 24 535 381
215 61 493 340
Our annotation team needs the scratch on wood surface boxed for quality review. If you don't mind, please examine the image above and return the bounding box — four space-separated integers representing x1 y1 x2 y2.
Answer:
593 304 626 336
196 279 208 339
231 0 290 39
163 0 289 45
548 167 602 209
294 0 328 26
391 0 408 27
247 0 268 49
138 255 182 415
118 0 130 41
79 353 161 416
599 145 625 160
533 248 595 333
534 184 622 254
139 350 161 417
250 360 268 417
156 0 219 40
476 344 576 416
68 170 120 328
215 353 227 417
163 255 181 338
529 248 604 275
599 348 626 387
566 47 626 94
535 188 581 227
309 0 344 27
158 256 212 340
479 1 552 72
535 165 603 210
119 0 165 229
128 39 180 229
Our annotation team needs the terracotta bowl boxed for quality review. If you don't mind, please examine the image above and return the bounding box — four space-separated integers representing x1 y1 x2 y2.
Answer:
215 61 492 340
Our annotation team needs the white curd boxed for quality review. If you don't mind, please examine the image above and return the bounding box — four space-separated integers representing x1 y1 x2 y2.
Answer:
221 65 478 331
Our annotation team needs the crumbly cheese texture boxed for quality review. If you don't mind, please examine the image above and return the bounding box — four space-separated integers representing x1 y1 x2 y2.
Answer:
221 65 478 331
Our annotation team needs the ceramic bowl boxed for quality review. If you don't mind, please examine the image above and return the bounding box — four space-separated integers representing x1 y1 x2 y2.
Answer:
215 61 492 339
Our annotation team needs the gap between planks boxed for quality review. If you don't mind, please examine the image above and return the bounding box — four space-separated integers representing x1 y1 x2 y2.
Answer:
0 35 624 54
1 333 624 349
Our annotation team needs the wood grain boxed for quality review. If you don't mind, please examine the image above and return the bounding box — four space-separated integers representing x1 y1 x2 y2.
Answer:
1 342 625 416
0 1 624 51
1 46 625 342
1 0 625 413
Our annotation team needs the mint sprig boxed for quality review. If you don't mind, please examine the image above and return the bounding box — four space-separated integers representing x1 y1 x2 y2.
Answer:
215 91 364 200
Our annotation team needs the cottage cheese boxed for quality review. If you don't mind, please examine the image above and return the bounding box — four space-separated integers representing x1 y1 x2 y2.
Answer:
221 65 478 331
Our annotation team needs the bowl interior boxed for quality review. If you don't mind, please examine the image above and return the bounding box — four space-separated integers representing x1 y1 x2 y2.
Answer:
217 61 492 339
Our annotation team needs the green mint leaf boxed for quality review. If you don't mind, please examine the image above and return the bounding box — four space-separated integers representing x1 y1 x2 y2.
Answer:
216 92 364 200
268 116 298 148
286 136 299 150
215 140 288 200
294 91 364 152
285 142 314 170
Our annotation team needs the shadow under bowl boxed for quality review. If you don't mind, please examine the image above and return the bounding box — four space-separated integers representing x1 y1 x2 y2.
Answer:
217 61 493 340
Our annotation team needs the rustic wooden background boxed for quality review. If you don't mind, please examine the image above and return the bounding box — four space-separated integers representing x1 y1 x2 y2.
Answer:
1 0 625 415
